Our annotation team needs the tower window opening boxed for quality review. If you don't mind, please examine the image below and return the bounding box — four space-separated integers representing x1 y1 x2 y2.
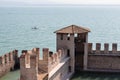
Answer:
67 34 70 40
67 49 70 57
60 34 63 40
68 66 71 72
74 33 78 37
5 55 7 63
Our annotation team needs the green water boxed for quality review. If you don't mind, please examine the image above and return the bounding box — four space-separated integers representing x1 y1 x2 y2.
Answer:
0 70 20 80
2 70 120 80
71 71 120 80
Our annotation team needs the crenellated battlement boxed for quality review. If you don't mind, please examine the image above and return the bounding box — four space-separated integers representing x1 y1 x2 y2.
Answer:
20 48 39 68
0 50 18 65
0 50 18 77
39 48 67 72
88 43 120 54
47 48 67 72
20 48 69 80
87 43 120 71
20 48 68 71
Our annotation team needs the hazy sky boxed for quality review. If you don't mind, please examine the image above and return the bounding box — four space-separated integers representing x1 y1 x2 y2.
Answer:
1 0 120 6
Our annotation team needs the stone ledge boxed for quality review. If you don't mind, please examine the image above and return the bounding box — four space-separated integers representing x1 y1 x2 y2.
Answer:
88 54 120 56
49 57 70 78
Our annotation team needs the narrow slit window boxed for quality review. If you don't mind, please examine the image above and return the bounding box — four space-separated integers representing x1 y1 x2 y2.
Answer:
68 66 71 72
61 34 63 40
5 55 7 63
67 34 70 40
67 49 70 57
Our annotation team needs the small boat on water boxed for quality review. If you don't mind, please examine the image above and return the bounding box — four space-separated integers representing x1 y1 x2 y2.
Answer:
32 26 38 30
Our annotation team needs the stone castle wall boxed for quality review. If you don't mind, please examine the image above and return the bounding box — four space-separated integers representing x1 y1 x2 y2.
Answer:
87 43 120 71
0 50 18 78
20 48 39 80
20 48 71 80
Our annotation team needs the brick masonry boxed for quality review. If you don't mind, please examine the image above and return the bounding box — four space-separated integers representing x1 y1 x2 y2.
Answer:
20 48 72 80
0 50 19 78
87 43 120 71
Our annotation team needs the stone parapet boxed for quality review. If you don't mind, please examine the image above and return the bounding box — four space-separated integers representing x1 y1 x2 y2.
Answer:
38 48 67 73
20 48 39 80
20 47 69 80
87 43 120 71
0 50 18 78
88 43 119 54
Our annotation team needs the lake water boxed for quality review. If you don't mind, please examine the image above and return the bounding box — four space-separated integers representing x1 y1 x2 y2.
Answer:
0 5 120 80
71 71 120 80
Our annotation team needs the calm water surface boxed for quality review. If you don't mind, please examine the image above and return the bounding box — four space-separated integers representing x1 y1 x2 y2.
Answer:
71 71 120 80
0 6 120 80
0 70 19 80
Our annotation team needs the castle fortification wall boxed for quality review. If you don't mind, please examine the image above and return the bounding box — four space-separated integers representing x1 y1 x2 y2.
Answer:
20 48 39 80
20 48 72 80
0 50 18 78
87 43 120 71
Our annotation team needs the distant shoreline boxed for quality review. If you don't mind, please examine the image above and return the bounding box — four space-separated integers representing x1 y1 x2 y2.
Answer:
1 4 120 8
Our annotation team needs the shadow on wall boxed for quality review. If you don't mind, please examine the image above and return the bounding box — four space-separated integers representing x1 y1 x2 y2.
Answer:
71 71 120 80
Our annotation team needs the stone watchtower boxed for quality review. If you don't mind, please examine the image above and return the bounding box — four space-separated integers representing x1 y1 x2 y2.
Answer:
54 25 90 71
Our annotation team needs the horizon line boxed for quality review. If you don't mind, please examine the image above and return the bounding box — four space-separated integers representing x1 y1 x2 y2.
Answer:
1 4 120 7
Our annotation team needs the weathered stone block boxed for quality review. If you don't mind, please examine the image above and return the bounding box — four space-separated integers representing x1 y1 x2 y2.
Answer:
112 43 117 53
88 43 93 54
104 43 109 54
96 43 101 54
